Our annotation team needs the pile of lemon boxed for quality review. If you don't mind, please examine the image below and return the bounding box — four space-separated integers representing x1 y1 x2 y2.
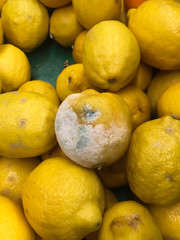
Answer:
0 0 180 239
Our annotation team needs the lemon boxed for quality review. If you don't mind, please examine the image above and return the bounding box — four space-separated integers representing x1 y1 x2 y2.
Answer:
1 0 49 52
0 18 4 44
55 90 132 169
82 20 140 92
147 70 180 116
130 61 153 91
41 144 67 160
0 91 58 158
39 0 71 8
157 82 180 118
148 201 180 240
128 0 180 70
126 115 180 205
50 4 84 47
72 30 88 63
22 157 105 240
0 156 41 205
56 63 96 102
96 153 128 188
72 0 121 29
115 85 151 130
98 201 163 240
0 195 36 239
0 0 7 12
18 80 60 106
0 44 31 92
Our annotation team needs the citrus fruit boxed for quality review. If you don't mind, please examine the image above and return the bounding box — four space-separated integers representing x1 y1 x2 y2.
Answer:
18 80 60 106
82 20 140 92
130 61 152 91
56 63 96 102
39 0 71 8
157 81 180 118
124 0 147 10
41 144 67 160
128 0 180 70
72 30 88 63
115 85 151 129
0 91 58 158
0 195 36 239
1 0 49 52
96 153 128 188
0 156 41 205
55 90 132 169
147 70 180 117
22 157 105 240
148 201 180 240
0 0 7 12
0 18 4 44
0 44 31 92
50 4 84 47
98 201 163 240
126 115 180 205
72 0 121 29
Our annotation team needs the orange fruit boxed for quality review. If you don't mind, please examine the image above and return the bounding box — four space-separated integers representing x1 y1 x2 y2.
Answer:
124 0 147 10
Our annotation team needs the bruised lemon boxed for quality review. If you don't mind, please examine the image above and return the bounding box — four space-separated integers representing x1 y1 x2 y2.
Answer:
1 0 49 52
0 195 36 239
0 91 58 158
55 90 132 168
82 20 140 92
22 157 105 240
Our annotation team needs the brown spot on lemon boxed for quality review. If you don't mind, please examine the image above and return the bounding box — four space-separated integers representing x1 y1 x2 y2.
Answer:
1 188 10 196
18 119 27 129
111 215 142 231
20 98 27 103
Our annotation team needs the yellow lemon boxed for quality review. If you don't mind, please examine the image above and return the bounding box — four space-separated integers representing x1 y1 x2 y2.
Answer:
55 90 132 169
41 144 67 160
18 80 60 106
0 195 36 239
0 44 31 92
82 20 140 92
147 70 180 117
128 0 180 70
85 187 118 240
115 85 151 130
157 82 180 118
0 156 41 205
96 153 128 188
56 63 96 102
50 4 84 47
0 0 7 12
22 157 105 240
148 202 180 240
72 0 121 29
0 91 58 158
98 201 163 240
0 18 4 44
72 30 88 63
39 0 71 8
130 61 153 91
1 0 49 52
126 115 180 205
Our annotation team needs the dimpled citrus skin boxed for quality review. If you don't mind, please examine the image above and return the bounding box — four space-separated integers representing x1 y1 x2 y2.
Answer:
157 82 180 119
1 0 49 52
0 44 31 92
98 201 163 240
0 195 36 240
72 30 88 63
126 115 180 206
0 91 58 158
72 0 121 29
148 202 180 240
55 91 132 169
22 157 105 240
82 20 140 92
128 0 180 70
0 157 41 205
